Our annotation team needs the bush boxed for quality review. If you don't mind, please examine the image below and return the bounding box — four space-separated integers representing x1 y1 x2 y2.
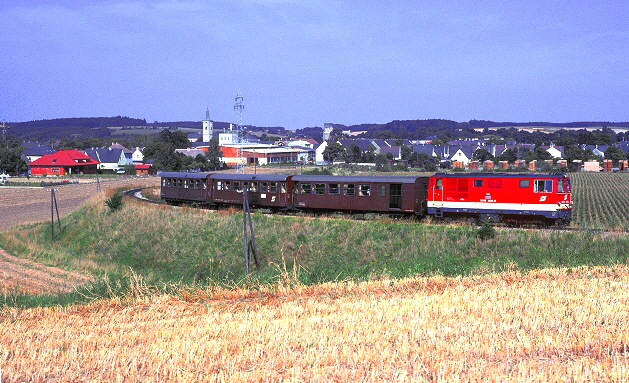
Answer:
477 219 496 241
105 191 124 212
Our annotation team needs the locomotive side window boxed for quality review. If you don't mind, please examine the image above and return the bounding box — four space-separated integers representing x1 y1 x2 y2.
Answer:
329 183 340 195
270 182 278 193
343 184 355 196
315 184 326 195
473 180 483 187
435 179 442 190
378 185 386 197
520 180 530 188
301 183 312 194
534 180 552 193
358 185 370 196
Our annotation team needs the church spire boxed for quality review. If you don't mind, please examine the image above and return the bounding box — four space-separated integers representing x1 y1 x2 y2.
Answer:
205 107 210 121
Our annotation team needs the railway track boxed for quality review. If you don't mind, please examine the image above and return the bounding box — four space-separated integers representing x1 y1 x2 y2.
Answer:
126 187 629 235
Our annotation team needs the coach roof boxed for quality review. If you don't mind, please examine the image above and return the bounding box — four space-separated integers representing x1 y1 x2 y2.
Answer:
291 175 426 183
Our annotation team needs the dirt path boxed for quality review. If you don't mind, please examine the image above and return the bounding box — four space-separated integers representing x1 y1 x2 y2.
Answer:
0 177 160 232
0 177 161 295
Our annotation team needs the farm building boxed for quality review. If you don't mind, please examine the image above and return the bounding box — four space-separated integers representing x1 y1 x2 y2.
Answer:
28 150 99 176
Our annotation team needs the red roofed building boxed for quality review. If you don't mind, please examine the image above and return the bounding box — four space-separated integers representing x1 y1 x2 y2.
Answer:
28 150 100 176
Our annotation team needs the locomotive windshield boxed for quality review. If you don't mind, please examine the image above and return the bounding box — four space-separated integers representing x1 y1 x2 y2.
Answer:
558 178 571 193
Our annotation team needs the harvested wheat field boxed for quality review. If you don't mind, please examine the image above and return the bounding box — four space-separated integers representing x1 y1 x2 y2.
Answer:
1 266 629 382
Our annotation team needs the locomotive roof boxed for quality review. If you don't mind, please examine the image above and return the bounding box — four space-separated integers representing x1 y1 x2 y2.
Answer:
432 173 568 178
159 172 211 179
291 175 427 183
210 174 291 182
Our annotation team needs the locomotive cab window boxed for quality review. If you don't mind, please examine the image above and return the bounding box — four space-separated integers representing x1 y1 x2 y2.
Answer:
358 185 370 196
315 184 326 195
435 179 442 190
534 180 552 193
557 180 564 193
473 180 483 187
344 184 355 196
329 183 340 195
519 180 530 188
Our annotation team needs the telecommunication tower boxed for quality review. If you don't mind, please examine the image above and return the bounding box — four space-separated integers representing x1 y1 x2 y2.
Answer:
234 92 245 173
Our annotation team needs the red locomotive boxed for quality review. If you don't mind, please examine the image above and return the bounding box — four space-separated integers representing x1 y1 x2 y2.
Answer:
427 173 572 226
160 172 573 226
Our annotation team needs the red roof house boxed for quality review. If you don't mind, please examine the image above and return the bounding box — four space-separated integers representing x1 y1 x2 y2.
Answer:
28 150 100 176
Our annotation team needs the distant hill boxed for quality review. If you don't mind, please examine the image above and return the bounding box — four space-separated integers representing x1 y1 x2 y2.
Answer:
8 116 147 141
6 117 291 141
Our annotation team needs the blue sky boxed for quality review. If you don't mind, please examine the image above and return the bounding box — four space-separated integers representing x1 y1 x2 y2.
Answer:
1 1 627 129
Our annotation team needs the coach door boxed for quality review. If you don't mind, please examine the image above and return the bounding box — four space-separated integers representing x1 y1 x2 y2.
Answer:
389 184 402 209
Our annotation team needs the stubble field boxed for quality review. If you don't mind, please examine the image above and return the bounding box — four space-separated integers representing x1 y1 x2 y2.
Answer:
1 171 629 382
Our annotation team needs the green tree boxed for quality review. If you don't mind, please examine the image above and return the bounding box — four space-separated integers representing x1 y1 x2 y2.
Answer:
206 137 223 170
322 142 345 163
604 146 627 165
375 153 391 172
347 143 361 163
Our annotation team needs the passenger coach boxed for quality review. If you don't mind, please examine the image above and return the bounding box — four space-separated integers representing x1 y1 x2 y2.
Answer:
427 173 572 225
288 175 429 215
209 174 291 210
160 172 212 204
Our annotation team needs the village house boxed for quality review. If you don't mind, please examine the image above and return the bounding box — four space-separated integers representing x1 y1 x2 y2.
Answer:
28 150 99 176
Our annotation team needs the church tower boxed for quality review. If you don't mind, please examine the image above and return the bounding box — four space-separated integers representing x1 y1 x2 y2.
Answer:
202 108 213 142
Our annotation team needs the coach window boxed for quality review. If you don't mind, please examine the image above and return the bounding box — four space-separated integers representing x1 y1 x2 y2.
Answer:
473 180 483 187
329 183 340 195
315 183 326 195
225 181 231 190
234 181 241 191
270 182 278 193
202 180 207 190
344 184 355 196
301 183 312 194
281 182 287 193
519 180 530 188
534 180 552 193
251 182 258 192
359 184 370 196
378 185 386 197
261 182 269 193
178 179 183 188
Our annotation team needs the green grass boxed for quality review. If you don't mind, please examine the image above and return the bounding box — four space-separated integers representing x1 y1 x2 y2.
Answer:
2 171 629 308
1 191 629 309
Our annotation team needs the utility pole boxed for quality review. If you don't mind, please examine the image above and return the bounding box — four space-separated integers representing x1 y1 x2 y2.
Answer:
234 92 245 173
1 121 8 144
